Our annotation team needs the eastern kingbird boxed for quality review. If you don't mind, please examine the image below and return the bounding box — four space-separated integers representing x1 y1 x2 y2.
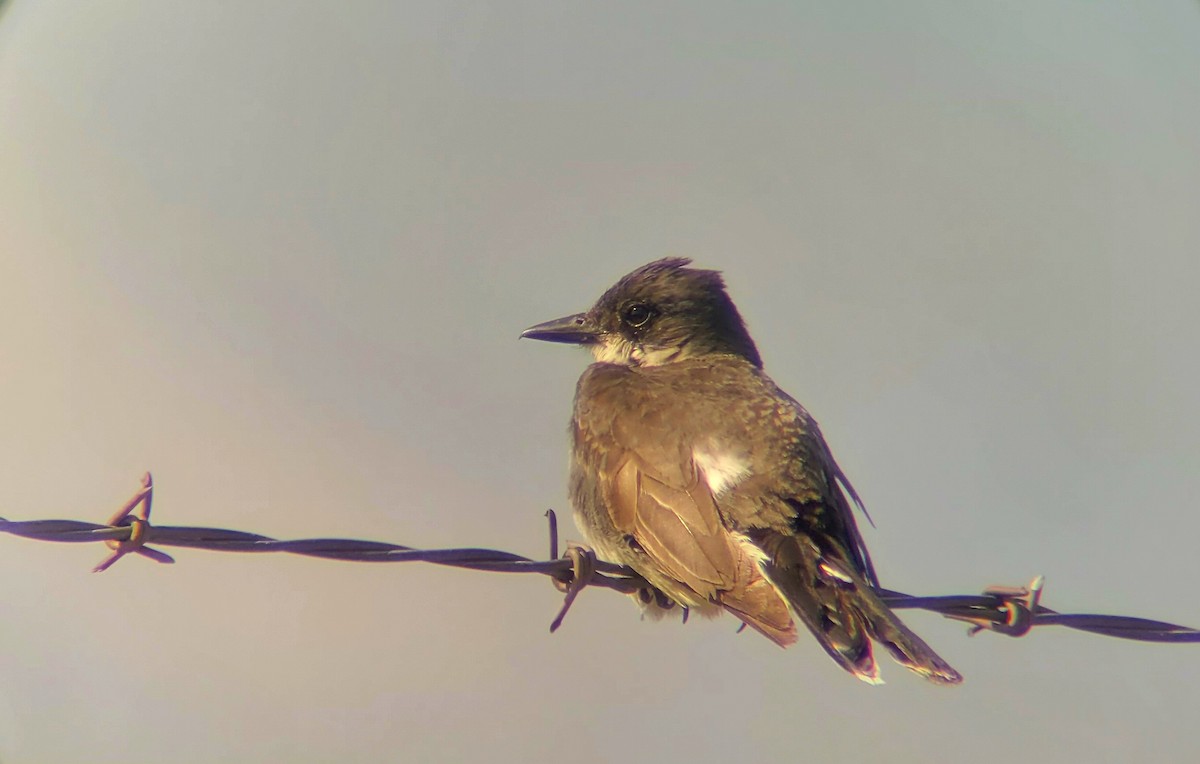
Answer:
522 258 961 685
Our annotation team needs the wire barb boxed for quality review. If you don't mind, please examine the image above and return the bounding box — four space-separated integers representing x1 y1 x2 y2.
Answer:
545 509 560 561
942 576 1045 637
549 543 598 633
92 472 175 573
1 474 1197 646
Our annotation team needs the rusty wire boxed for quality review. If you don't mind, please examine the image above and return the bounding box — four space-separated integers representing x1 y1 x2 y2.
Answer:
2 473 1197 644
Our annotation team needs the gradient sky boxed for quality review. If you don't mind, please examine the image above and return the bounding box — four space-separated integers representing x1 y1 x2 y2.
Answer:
2 2 1199 762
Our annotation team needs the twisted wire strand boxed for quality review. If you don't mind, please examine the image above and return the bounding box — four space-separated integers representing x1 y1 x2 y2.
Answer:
2 474 1196 643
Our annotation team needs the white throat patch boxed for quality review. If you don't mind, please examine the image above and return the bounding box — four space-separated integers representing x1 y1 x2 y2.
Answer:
590 336 636 365
590 336 683 367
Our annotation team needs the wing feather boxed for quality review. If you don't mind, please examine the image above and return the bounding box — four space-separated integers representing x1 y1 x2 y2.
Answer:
609 456 735 596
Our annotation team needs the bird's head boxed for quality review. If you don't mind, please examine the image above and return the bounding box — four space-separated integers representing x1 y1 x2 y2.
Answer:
521 258 762 368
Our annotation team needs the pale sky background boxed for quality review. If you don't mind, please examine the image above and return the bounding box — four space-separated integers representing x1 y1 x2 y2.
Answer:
2 2 1199 762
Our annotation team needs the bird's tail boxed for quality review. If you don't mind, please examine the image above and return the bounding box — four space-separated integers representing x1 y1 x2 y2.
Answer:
753 531 962 685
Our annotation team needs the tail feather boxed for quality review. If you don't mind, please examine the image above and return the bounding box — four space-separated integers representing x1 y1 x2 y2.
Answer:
755 531 962 686
866 605 962 685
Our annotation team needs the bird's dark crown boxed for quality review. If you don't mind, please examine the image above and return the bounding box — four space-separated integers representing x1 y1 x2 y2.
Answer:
584 258 763 368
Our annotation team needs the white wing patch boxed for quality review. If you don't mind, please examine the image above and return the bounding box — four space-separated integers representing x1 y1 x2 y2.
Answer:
693 446 751 496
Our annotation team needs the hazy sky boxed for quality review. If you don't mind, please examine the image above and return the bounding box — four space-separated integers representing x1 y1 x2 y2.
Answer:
2 2 1199 762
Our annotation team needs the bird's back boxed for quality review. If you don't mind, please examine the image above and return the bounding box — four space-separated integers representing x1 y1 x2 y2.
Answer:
569 354 960 684
571 355 866 552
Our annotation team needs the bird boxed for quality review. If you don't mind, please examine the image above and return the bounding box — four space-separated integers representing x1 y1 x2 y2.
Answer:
521 257 961 685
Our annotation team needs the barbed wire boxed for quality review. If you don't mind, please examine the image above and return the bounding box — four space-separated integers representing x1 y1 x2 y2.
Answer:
2 473 1197 644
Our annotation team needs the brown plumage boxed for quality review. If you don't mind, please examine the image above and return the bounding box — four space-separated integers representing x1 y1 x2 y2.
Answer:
523 258 961 685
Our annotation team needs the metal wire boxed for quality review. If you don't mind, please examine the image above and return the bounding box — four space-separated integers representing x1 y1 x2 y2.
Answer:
2 473 1197 643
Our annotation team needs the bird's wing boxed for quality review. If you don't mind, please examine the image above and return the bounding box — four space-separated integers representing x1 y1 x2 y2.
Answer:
607 450 736 597
601 419 797 646
570 362 799 645
571 366 741 598
606 450 797 646
779 399 879 588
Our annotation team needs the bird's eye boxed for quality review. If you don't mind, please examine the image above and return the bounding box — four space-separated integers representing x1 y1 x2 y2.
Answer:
621 303 654 328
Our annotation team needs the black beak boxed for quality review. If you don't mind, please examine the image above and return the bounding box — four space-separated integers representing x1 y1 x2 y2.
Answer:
520 312 601 345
